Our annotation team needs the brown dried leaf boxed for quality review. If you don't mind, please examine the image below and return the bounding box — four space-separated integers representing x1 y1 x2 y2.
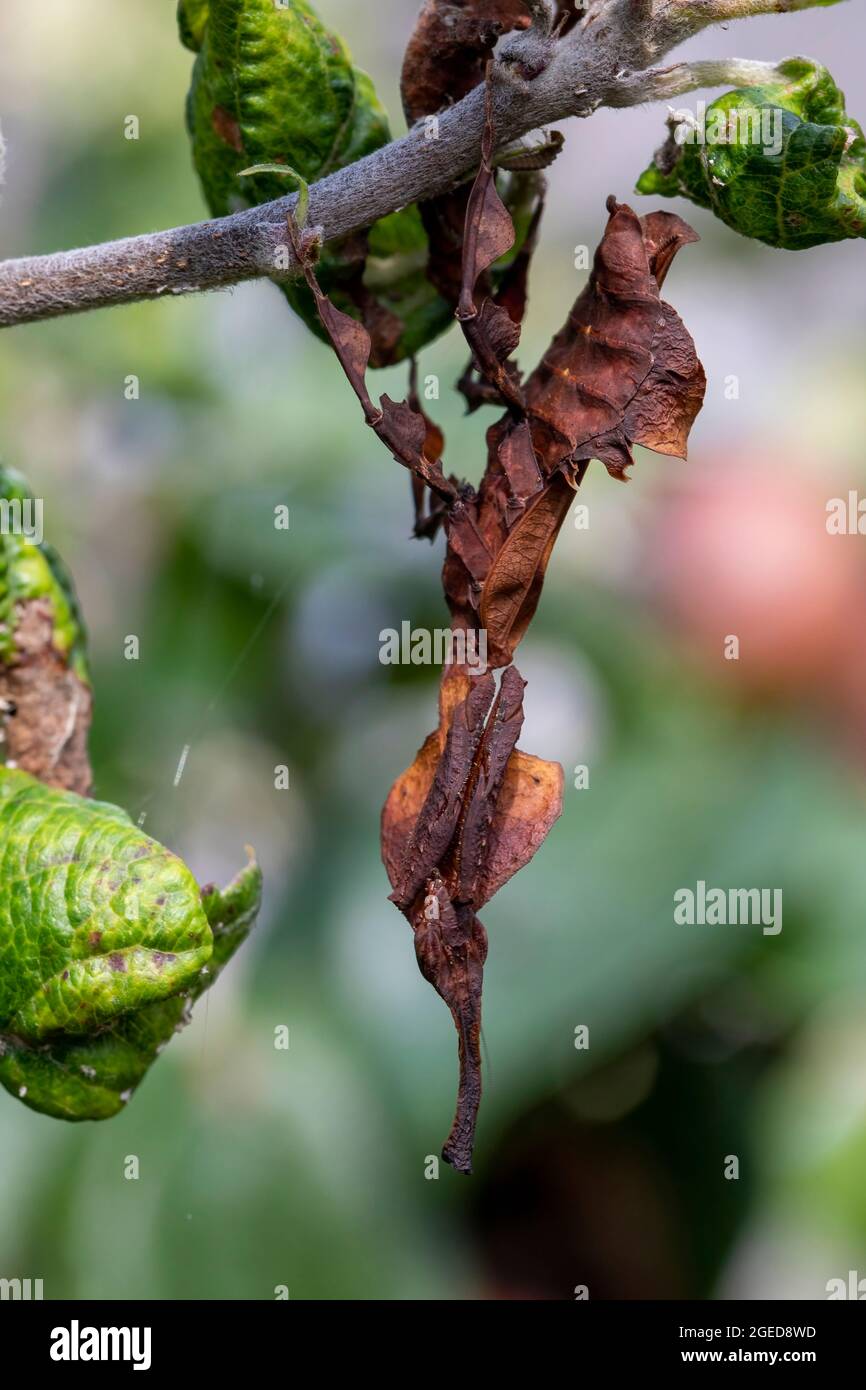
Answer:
620 302 707 459
381 662 563 1173
388 671 495 913
457 184 547 413
445 499 495 598
309 286 376 418
384 667 563 905
376 395 427 463
478 470 573 664
497 417 543 508
476 748 563 906
401 1 530 124
437 664 475 737
523 197 706 477
401 3 531 309
381 733 440 889
413 878 487 1174
459 162 517 318
0 600 92 796
377 396 454 506
380 669 473 889
443 199 703 672
453 80 527 412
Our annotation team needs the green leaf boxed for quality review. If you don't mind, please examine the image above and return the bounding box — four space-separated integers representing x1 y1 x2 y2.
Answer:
180 0 454 362
636 58 866 249
0 768 262 1120
238 163 310 227
177 0 210 52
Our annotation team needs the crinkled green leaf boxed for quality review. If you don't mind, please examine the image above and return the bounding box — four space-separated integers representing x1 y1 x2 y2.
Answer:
636 58 866 250
183 0 382 206
180 0 454 363
0 768 261 1120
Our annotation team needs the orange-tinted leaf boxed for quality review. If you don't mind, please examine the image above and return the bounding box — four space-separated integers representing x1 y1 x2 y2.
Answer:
476 749 564 906
381 732 440 891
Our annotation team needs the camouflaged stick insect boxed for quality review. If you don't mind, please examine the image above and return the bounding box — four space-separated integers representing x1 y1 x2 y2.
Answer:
179 2 722 1173
2 0 857 1162
282 201 559 1173
390 94 705 1171
285 49 708 1168
0 466 263 1121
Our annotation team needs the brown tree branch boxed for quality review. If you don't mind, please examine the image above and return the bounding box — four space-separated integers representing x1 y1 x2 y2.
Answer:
0 0 839 328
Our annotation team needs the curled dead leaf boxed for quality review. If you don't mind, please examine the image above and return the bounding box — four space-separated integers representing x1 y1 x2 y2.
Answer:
382 662 563 1172
0 600 92 796
524 197 706 478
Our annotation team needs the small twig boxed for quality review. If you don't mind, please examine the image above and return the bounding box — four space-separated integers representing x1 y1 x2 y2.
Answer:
604 58 786 108
655 0 845 32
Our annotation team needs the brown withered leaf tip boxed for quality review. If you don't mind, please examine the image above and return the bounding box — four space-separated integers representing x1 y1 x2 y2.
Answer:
401 2 533 309
322 230 408 371
293 56 706 1172
0 599 92 796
